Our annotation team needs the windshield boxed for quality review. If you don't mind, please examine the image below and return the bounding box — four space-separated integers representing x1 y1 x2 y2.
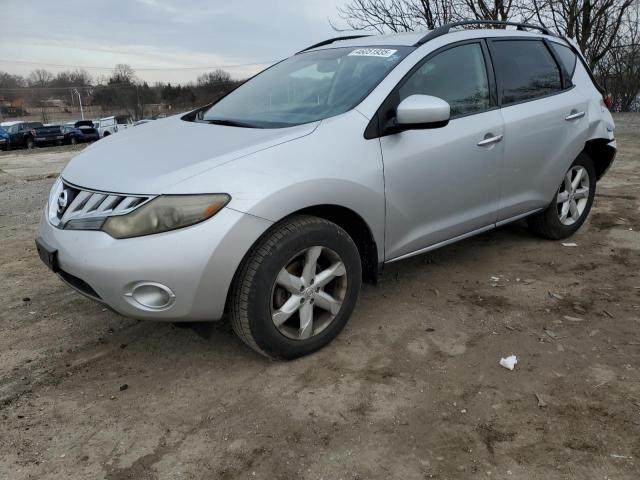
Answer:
201 46 412 128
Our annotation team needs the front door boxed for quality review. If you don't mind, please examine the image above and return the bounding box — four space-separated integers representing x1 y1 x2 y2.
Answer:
380 41 504 261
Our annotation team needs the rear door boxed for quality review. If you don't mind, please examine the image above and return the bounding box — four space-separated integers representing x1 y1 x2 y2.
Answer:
380 40 505 261
488 38 589 222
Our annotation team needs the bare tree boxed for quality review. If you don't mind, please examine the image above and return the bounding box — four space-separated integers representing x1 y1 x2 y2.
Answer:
0 72 26 102
332 0 454 32
595 4 640 110
332 0 524 32
531 0 635 68
110 64 136 85
52 69 92 88
197 69 232 86
28 69 54 88
461 0 515 21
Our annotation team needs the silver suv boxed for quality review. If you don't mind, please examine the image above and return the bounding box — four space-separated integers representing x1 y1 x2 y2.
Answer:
37 21 616 359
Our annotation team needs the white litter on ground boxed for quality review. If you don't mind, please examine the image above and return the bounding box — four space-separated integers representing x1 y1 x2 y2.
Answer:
561 242 578 247
499 355 518 370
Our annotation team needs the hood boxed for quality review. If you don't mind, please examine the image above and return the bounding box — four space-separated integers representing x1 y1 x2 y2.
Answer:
62 114 319 194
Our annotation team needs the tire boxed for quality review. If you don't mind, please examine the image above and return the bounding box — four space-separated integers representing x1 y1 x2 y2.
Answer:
70 137 78 145
527 153 596 240
230 215 362 359
26 138 35 149
103 132 110 137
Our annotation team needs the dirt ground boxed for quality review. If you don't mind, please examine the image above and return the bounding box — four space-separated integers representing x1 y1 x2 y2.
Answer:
0 115 639 480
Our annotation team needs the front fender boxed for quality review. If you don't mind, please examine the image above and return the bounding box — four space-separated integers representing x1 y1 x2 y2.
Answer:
168 110 386 261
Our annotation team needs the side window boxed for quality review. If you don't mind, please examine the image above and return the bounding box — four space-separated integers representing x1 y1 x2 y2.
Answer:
490 40 562 105
548 42 577 79
399 43 490 117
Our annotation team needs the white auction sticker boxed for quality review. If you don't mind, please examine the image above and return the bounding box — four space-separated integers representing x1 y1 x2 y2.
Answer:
348 48 397 58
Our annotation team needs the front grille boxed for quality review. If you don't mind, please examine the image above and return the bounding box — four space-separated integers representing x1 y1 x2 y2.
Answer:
49 179 153 230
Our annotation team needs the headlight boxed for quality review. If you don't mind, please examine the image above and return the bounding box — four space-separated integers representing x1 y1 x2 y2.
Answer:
102 194 230 239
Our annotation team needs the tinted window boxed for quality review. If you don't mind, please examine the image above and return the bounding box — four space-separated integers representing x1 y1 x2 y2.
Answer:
549 42 577 78
491 40 561 105
399 43 490 117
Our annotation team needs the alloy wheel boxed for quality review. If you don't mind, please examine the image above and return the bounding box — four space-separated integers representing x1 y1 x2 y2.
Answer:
556 166 590 226
270 246 348 340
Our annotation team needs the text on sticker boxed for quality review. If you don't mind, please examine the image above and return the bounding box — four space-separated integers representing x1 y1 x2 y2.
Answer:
348 48 397 58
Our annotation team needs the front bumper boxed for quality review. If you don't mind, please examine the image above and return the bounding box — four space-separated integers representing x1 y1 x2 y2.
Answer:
37 206 272 321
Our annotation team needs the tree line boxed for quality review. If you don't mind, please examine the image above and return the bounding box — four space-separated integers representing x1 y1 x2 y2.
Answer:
1 0 638 116
0 64 243 120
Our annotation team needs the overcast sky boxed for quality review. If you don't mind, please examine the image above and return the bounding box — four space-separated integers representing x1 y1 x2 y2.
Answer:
0 0 351 84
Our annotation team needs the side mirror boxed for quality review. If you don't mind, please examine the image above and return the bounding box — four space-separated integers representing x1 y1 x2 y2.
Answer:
395 94 450 130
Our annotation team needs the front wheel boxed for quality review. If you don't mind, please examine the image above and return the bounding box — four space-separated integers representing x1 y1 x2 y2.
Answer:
230 215 362 359
70 137 78 145
26 138 35 149
527 153 596 239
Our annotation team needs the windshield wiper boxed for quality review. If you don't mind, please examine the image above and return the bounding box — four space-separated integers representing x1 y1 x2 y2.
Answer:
205 118 261 128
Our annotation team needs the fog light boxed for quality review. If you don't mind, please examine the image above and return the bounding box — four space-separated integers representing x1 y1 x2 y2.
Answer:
125 282 175 310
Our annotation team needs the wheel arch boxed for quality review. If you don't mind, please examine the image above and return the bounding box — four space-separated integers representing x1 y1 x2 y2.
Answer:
583 138 616 181
293 204 380 284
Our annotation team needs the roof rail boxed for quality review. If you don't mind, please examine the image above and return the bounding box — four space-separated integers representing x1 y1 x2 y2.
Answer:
296 35 372 54
415 20 552 46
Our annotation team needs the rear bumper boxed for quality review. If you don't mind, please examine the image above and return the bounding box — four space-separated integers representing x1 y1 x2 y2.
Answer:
75 134 99 142
37 206 272 321
34 135 64 144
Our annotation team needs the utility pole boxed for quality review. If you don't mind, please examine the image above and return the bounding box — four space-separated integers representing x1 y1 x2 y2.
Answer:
72 88 84 120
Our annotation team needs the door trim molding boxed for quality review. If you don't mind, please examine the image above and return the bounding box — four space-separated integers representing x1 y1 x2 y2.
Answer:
385 224 495 263
385 207 543 264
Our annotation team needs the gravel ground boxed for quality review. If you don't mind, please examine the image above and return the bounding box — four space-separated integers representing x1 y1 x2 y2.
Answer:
0 115 639 480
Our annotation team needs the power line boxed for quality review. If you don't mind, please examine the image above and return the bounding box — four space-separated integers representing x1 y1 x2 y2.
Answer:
0 58 278 71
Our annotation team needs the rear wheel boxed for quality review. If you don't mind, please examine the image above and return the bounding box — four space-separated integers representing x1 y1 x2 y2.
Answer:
527 153 596 239
230 215 362 359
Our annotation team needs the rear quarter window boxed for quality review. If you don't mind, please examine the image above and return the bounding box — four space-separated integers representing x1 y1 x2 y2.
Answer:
489 39 562 106
548 42 577 78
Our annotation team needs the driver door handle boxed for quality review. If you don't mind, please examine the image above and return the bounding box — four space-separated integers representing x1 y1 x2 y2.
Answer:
477 134 503 147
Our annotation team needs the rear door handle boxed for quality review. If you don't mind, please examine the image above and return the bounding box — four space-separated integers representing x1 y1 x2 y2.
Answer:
477 134 503 147
565 111 585 121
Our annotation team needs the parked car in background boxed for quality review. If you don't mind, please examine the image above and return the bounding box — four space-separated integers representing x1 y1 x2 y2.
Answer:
62 120 99 145
0 126 9 151
0 121 64 149
96 115 132 138
37 22 616 359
